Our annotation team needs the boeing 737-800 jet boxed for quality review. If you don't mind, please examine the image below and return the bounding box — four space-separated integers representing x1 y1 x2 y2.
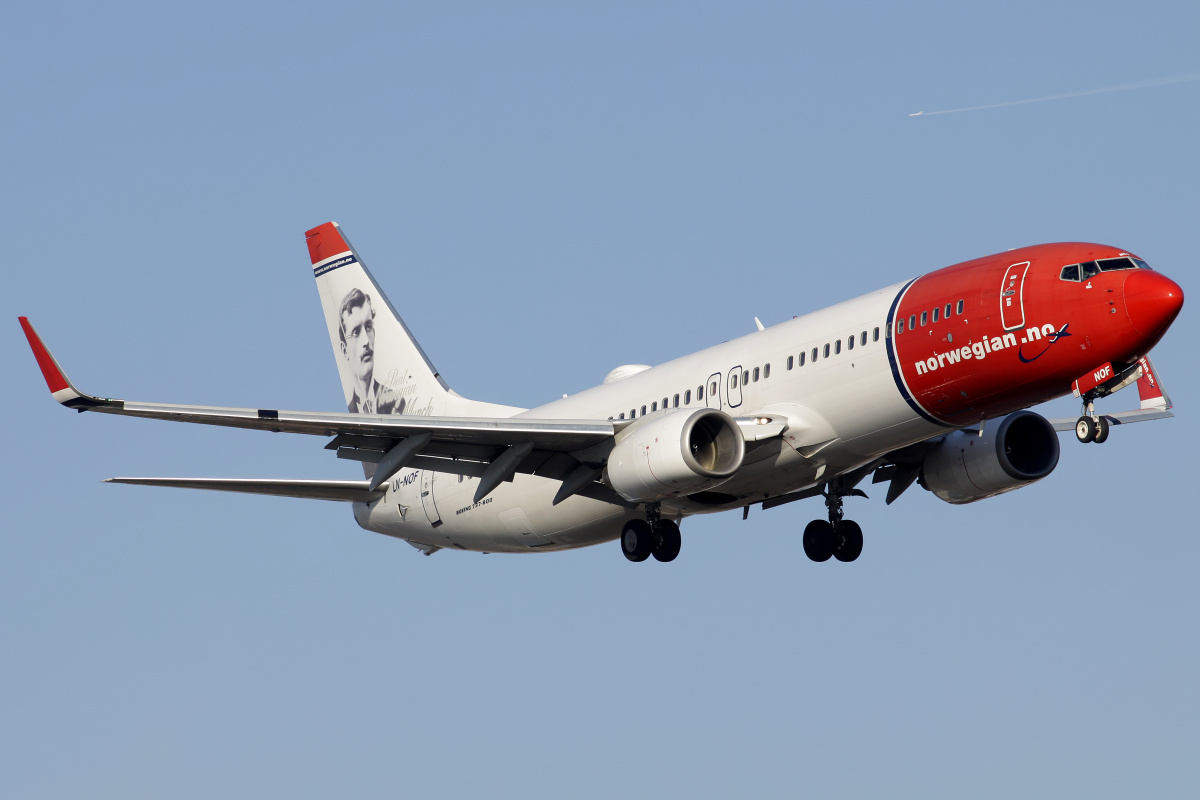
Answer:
20 222 1183 562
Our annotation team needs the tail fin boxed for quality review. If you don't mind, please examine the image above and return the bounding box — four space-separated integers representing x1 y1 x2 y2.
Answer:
307 222 451 417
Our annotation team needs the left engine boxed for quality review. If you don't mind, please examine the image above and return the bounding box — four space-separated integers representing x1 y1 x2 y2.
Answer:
605 408 745 503
921 410 1060 504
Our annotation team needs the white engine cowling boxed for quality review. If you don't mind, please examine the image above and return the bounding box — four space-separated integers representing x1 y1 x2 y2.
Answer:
922 410 1060 504
605 408 745 503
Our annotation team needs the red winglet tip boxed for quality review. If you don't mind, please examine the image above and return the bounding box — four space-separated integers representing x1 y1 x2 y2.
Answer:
18 317 70 394
305 221 350 266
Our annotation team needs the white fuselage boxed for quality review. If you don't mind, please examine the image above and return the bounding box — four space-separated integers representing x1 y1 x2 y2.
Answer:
355 280 949 553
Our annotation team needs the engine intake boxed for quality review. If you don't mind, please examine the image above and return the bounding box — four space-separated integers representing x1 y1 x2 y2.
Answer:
922 410 1060 504
605 408 745 503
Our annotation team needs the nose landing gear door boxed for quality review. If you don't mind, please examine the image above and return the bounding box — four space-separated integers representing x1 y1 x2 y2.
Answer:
1001 261 1031 331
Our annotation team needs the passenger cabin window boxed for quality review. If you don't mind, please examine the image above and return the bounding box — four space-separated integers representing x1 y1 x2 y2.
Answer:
921 311 928 326
909 315 916 330
787 355 794 370
932 307 939 323
673 394 680 407
811 347 818 362
860 331 867 346
764 363 771 379
619 412 625 419
823 343 831 358
873 327 880 342
631 408 636 418
945 303 952 318
709 382 716 397
641 405 647 416
663 397 669 409
697 385 704 400
731 373 739 388
684 390 691 404
651 401 658 412
898 318 905 334
752 367 760 382
743 370 750 384
1060 264 1080 281
835 340 841 355
956 299 964 314
847 335 854 351
799 351 806 366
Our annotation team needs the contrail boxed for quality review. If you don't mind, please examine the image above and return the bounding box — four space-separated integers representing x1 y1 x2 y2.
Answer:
908 73 1200 117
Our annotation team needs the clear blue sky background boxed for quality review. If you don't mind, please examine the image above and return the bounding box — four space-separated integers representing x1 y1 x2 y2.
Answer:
3 2 1197 797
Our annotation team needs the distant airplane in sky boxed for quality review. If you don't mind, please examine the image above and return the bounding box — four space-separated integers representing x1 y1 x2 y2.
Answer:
20 223 1183 562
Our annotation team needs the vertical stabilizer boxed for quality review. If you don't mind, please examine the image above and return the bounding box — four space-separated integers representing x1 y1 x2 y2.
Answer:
307 222 450 418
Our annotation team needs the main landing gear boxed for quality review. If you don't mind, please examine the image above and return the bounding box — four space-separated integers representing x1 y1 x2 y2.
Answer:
1075 394 1111 444
621 504 682 563
802 484 864 563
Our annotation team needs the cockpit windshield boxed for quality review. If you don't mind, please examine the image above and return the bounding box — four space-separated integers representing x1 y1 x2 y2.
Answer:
1059 256 1148 282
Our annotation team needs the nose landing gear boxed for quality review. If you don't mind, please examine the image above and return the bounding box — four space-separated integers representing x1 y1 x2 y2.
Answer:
620 503 682 563
1075 394 1111 444
802 483 865 563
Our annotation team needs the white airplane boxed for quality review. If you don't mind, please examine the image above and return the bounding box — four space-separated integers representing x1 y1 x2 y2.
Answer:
20 222 1183 562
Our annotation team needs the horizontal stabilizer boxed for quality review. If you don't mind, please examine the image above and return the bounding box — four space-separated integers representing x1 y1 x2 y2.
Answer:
105 477 384 503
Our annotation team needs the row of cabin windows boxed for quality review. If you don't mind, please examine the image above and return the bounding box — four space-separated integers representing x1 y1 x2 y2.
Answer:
785 327 881 370
896 299 965 335
613 383 704 420
610 362 776 420
729 363 771 390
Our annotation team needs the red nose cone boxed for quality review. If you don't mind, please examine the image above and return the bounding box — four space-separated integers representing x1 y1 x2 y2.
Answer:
1123 269 1184 338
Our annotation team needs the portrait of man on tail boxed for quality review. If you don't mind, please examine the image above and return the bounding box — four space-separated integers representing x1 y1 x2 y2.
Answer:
338 287 406 415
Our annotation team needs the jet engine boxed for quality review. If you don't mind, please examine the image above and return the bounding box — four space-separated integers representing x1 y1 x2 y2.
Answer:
921 410 1060 504
605 408 745 503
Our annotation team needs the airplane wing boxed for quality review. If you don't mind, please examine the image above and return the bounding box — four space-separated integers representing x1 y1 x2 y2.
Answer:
22 317 785 505
20 316 622 496
105 477 384 502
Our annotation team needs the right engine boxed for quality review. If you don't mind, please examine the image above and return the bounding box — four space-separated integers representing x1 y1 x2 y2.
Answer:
922 410 1060 504
605 408 745 503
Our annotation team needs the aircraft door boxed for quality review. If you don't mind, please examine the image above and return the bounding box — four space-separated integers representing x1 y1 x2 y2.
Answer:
420 470 443 528
726 365 743 408
1000 261 1031 331
706 373 722 409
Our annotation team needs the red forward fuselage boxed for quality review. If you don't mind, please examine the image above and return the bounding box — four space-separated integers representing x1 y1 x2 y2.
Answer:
889 243 1182 427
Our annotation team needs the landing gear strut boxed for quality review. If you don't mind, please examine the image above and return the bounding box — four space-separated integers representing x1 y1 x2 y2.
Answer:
803 483 865 563
621 503 682 563
1075 393 1111 444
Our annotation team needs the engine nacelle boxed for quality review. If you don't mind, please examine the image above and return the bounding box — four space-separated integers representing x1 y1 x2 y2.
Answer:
922 410 1060 505
605 408 745 503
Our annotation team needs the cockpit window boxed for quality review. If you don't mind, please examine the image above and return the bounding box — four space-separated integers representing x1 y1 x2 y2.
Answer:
1097 257 1136 272
1080 261 1101 279
1060 264 1080 281
1133 258 1152 270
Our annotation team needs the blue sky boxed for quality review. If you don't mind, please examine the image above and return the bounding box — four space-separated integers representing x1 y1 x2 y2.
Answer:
3 2 1198 797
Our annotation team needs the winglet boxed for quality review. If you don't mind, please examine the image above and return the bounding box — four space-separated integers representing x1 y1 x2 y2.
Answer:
18 317 100 407
1137 355 1171 410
